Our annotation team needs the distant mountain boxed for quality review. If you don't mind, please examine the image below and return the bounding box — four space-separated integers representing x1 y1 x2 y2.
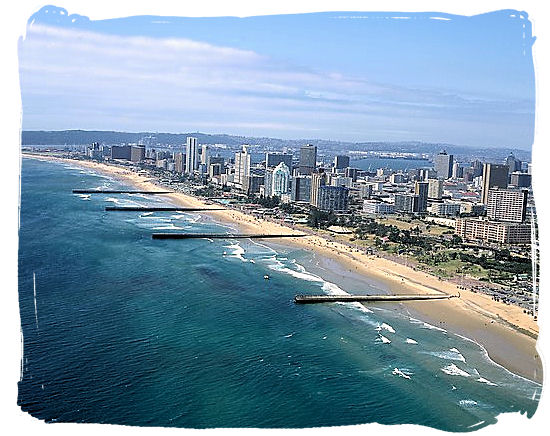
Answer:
21 130 531 162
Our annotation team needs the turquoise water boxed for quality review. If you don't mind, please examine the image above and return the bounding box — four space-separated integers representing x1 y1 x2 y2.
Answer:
18 158 540 430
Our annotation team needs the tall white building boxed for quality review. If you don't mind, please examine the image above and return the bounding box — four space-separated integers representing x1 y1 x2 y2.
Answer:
434 151 454 179
201 144 209 165
271 162 291 196
234 145 251 189
185 137 199 174
486 188 528 223
428 178 444 199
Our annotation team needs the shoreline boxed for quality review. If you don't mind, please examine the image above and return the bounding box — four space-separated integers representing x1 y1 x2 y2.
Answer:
22 153 543 383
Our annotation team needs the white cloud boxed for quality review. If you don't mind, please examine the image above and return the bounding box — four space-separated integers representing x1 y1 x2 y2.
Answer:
18 24 533 144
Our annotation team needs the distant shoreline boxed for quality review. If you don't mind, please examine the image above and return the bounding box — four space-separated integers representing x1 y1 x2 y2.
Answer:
21 153 543 383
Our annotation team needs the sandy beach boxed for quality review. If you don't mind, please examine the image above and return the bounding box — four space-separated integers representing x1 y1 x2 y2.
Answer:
23 154 543 383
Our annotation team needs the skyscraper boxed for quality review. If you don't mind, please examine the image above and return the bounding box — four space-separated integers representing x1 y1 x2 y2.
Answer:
427 178 444 199
299 144 317 175
394 194 419 213
130 145 145 163
333 155 350 171
234 145 251 189
481 163 509 204
506 153 522 175
266 152 292 169
434 151 454 180
471 160 484 178
291 175 311 203
270 162 291 196
185 137 199 174
201 144 210 166
452 162 464 179
486 188 528 223
310 171 328 207
414 181 429 213
174 152 184 173
318 186 349 212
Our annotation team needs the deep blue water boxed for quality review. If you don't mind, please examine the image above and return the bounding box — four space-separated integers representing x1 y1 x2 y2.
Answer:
18 158 540 430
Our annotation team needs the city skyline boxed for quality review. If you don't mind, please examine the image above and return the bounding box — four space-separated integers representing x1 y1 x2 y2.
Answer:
18 6 535 149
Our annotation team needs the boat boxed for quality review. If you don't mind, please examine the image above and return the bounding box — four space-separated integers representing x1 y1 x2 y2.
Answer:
264 275 270 280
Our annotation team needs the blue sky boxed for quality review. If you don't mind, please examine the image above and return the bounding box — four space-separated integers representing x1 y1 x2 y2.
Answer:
18 6 536 149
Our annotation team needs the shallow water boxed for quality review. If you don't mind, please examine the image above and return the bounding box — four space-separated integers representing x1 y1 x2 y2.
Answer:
18 158 540 430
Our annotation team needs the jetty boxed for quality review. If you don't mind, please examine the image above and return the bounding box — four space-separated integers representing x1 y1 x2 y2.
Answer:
73 189 172 194
152 233 307 240
105 206 225 212
294 293 458 304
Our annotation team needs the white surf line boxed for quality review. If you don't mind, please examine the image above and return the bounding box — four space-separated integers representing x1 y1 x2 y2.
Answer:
467 420 485 429
453 332 542 387
33 272 39 330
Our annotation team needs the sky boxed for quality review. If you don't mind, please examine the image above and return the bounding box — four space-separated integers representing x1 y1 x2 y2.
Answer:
18 5 536 149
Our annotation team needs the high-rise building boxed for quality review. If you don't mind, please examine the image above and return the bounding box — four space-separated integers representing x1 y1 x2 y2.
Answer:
333 155 350 171
291 175 311 203
471 160 483 178
310 171 328 207
455 217 531 244
452 162 463 179
185 137 199 174
264 167 274 197
86 142 103 159
174 152 184 173
394 194 419 213
130 145 145 163
234 145 251 189
427 202 461 217
266 152 293 169
434 151 454 180
270 162 291 196
427 178 444 199
486 188 528 223
363 200 395 215
414 181 429 213
331 176 353 188
481 163 509 204
208 163 222 178
510 172 532 188
358 184 373 199
244 174 264 195
390 173 406 184
318 186 349 212
419 169 431 181
299 144 317 175
506 153 522 175
345 167 358 181
111 145 132 160
201 144 209 166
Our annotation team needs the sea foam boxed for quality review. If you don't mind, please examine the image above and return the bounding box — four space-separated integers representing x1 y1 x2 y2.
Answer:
441 363 470 377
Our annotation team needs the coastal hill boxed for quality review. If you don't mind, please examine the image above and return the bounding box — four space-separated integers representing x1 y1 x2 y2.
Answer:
21 130 530 161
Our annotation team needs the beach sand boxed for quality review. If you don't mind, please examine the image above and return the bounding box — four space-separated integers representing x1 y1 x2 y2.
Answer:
23 154 543 383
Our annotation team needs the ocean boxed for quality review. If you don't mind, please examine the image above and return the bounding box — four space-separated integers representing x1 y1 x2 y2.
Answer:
17 157 540 430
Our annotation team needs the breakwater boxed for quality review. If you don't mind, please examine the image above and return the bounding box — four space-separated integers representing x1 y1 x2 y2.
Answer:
294 293 458 304
73 189 172 194
105 206 225 212
152 233 307 239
